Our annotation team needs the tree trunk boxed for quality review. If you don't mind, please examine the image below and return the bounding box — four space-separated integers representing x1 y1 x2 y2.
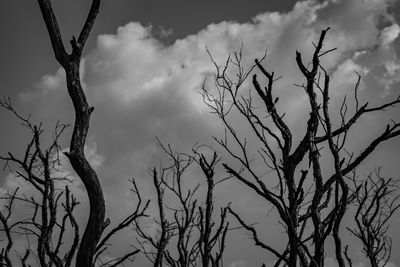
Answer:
64 62 105 267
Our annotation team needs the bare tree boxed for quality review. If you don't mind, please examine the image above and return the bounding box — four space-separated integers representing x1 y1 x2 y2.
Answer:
0 99 150 266
0 98 77 267
202 28 400 266
196 150 229 267
135 141 229 267
5 2 229 266
347 169 400 267
33 1 104 266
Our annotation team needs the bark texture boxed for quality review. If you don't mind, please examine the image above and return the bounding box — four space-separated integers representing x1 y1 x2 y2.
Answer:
36 1 105 266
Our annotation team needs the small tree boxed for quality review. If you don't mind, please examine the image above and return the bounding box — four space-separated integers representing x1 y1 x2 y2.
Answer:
202 28 400 266
0 98 149 266
347 169 400 267
0 99 77 267
135 141 229 267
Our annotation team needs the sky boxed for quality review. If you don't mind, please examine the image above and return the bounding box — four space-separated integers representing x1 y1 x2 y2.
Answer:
1 0 400 266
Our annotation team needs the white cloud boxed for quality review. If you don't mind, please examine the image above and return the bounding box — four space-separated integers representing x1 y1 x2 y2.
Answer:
381 24 400 48
85 142 105 170
330 58 368 97
19 67 65 101
229 260 247 267
385 61 400 76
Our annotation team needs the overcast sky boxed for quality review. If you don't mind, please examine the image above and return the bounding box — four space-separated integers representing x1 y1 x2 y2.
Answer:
1 0 400 266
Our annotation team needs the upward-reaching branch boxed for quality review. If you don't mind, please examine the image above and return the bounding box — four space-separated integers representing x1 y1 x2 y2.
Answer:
37 0 68 66
202 28 400 267
77 0 101 54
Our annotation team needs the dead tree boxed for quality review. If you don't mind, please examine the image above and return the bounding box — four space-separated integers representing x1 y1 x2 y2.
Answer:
348 170 400 267
202 28 400 266
135 141 229 267
0 98 77 267
0 99 149 266
32 1 104 266
94 178 150 267
196 150 229 267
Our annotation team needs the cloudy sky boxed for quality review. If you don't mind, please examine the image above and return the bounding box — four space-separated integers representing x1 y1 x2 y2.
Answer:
1 0 400 266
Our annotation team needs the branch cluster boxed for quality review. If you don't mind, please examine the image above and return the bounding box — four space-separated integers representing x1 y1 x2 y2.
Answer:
202 28 400 267
134 141 229 267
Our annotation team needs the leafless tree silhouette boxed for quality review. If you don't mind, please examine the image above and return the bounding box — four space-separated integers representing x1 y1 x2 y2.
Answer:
0 99 149 266
35 0 105 265
0 0 151 266
347 169 400 267
202 28 400 267
135 141 229 267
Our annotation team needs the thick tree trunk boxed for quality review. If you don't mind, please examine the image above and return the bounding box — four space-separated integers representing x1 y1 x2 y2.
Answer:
64 63 105 267
36 1 104 266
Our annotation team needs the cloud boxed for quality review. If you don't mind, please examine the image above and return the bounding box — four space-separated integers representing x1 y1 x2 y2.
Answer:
229 260 247 267
9 0 400 265
381 23 400 48
329 58 368 97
